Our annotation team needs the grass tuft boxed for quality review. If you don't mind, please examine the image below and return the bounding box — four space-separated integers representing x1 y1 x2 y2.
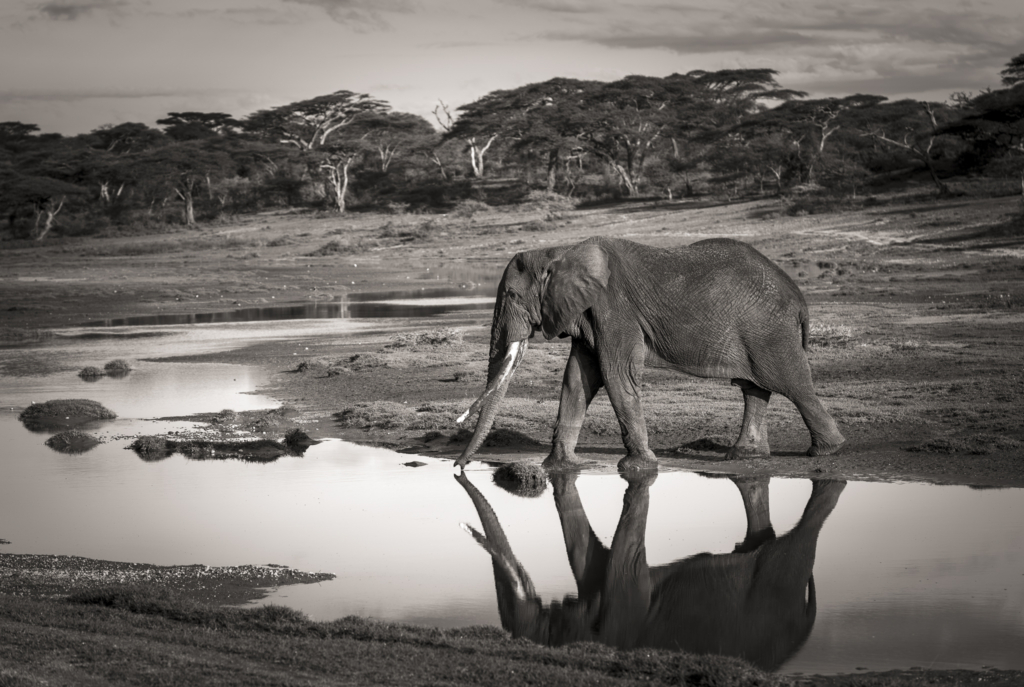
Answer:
78 366 105 379
492 462 548 498
45 429 101 454
130 435 170 461
104 359 132 373
386 327 464 349
19 399 117 431
808 322 854 348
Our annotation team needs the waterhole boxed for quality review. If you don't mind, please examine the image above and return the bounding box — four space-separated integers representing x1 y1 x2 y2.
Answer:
84 283 499 327
1 323 1021 676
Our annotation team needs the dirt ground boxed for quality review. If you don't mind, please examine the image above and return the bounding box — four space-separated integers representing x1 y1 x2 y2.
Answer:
2 190 1023 685
6 190 1020 486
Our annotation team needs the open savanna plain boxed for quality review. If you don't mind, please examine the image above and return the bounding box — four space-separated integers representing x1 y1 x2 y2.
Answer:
2 190 1023 685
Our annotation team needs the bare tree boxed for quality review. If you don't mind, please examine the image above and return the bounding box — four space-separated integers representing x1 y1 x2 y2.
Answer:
862 101 953 194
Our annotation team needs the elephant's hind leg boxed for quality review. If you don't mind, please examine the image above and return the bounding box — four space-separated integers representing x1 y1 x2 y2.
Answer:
728 379 773 460
781 363 845 456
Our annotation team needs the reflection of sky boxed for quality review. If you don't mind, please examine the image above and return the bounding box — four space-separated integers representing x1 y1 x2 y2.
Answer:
3 362 276 419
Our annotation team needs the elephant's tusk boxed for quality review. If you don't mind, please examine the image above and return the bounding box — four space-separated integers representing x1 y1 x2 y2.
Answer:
456 340 523 424
458 522 528 601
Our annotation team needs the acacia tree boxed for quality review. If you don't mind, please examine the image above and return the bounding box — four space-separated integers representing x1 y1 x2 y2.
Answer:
346 111 437 173
131 141 236 226
0 172 86 239
436 99 503 178
942 84 1024 195
157 112 240 141
245 90 389 212
856 100 957 194
245 91 389 151
1001 53 1024 87
572 75 683 196
737 94 886 185
499 78 598 193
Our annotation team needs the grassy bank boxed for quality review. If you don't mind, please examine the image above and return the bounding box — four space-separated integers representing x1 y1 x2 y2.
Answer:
2 585 1022 687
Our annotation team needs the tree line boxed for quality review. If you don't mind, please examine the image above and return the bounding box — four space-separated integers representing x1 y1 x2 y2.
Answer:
2 54 1022 239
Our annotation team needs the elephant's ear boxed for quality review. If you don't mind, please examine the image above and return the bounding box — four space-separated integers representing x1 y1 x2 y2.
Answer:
540 241 610 340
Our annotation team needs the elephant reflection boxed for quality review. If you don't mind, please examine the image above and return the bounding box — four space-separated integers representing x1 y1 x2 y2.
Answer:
456 472 844 671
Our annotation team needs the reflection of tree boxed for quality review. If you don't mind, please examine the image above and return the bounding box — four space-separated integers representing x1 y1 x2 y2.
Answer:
457 472 844 671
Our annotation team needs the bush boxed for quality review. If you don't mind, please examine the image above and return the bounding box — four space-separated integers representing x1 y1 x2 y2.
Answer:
78 366 105 379
519 190 577 212
451 199 492 218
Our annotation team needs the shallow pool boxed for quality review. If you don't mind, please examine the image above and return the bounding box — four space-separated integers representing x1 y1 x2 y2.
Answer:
1 325 1022 675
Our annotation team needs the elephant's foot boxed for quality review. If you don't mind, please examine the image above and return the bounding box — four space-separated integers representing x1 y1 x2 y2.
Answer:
807 436 846 457
543 446 585 471
617 451 658 473
725 444 771 461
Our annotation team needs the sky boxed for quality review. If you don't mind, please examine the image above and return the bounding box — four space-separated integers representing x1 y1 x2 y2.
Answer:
0 0 1022 136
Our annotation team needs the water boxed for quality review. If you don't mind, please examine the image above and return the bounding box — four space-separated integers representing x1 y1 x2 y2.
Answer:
2 323 1023 675
83 284 499 327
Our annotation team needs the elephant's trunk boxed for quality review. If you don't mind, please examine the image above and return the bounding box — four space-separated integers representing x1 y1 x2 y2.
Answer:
455 339 528 467
454 471 536 601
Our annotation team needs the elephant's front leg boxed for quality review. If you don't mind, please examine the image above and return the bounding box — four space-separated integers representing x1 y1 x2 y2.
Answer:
599 472 656 649
545 340 603 468
601 339 658 472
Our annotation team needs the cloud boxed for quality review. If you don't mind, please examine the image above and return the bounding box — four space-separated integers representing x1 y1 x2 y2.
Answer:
494 0 595 13
563 29 824 54
36 0 126 20
282 0 415 29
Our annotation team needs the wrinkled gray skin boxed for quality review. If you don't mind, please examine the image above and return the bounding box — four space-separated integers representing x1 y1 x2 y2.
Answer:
456 471 845 671
456 236 845 471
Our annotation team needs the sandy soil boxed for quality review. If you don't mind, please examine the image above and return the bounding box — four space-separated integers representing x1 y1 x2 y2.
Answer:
2 193 1023 488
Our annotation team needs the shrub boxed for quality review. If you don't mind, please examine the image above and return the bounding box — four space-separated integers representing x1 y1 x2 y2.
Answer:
519 190 577 212
78 366 105 379
451 199 492 218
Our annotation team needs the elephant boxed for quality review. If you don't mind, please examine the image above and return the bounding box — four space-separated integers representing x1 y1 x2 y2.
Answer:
456 471 846 671
455 236 845 471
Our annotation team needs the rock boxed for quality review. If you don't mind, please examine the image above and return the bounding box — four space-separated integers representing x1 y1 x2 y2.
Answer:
492 462 547 498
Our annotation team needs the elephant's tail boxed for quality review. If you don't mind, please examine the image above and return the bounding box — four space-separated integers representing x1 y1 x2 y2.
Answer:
799 307 810 351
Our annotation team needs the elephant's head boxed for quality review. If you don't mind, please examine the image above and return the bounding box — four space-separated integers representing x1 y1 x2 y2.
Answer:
455 240 611 467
